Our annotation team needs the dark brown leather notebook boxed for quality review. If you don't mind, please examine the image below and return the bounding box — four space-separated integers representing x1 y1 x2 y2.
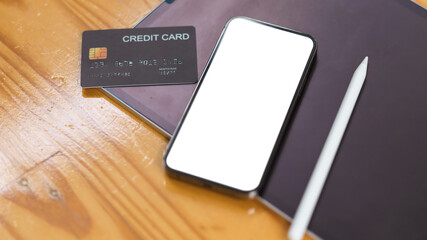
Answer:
103 0 427 239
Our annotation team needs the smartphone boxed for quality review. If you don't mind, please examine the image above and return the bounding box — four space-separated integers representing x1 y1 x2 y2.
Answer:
164 17 316 194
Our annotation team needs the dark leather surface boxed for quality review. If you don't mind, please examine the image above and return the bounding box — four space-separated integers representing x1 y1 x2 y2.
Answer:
106 0 427 239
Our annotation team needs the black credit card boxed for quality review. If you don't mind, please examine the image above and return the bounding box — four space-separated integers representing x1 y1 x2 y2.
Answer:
81 26 197 88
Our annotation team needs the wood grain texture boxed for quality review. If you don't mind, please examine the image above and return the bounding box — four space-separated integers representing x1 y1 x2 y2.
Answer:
0 0 311 239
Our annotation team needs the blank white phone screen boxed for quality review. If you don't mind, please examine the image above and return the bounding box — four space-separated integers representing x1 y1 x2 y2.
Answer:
165 17 315 192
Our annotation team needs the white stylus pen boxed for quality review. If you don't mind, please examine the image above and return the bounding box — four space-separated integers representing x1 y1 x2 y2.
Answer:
288 56 368 240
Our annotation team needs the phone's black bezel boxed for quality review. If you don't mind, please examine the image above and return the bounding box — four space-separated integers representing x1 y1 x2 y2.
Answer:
163 16 318 196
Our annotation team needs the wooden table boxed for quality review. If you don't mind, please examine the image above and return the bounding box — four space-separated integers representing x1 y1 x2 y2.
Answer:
0 0 312 239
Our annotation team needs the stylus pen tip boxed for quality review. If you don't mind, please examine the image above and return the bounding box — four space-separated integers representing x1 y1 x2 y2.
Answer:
362 56 368 66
